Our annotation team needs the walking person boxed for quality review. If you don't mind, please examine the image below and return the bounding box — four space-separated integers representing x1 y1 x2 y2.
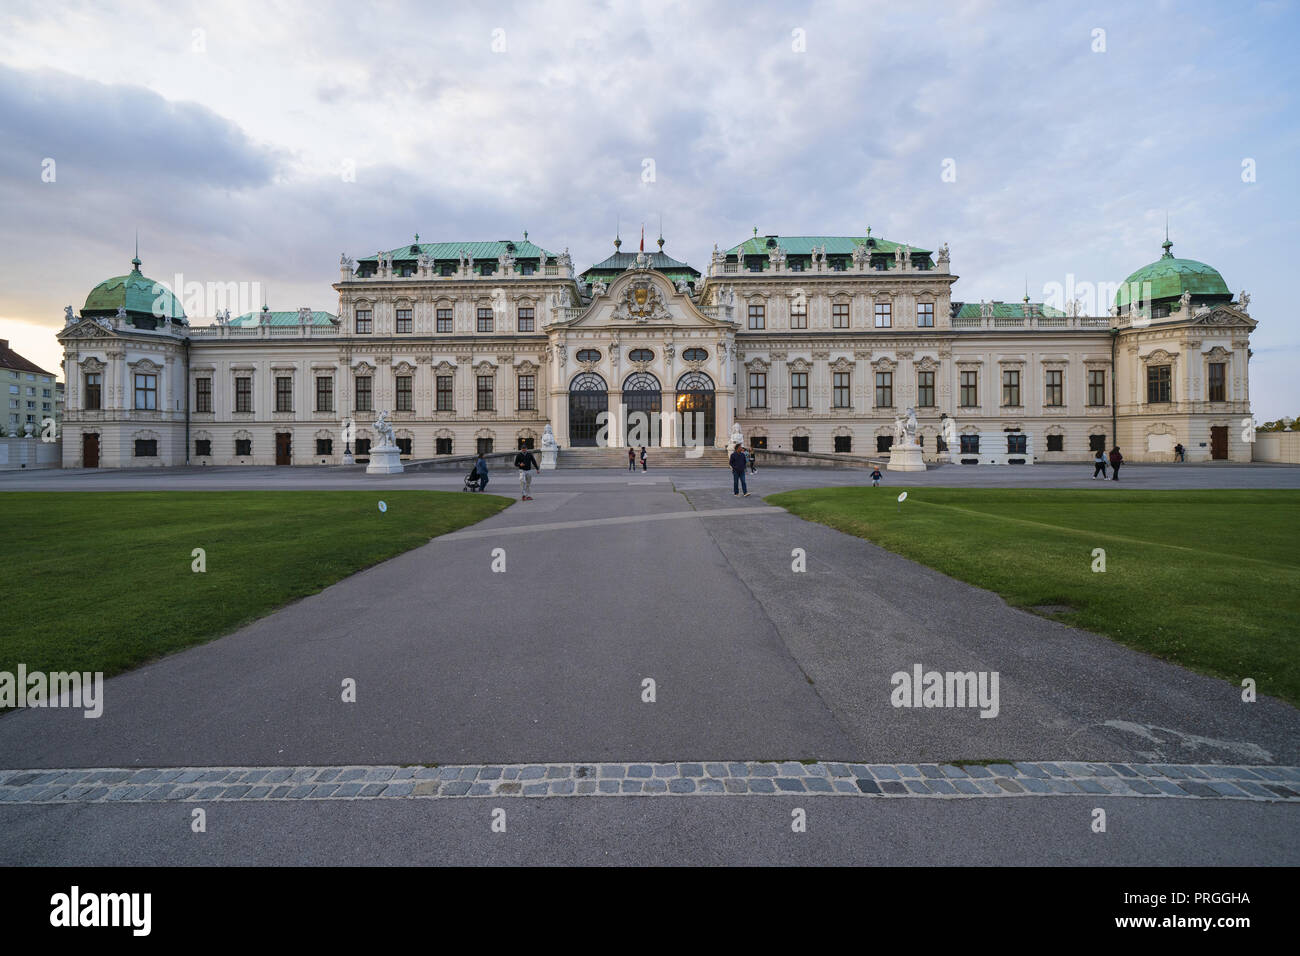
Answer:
628 447 636 472
1108 445 1123 481
729 443 750 497
475 452 490 492
1174 442 1185 462
870 466 883 487
747 446 757 473
1092 449 1107 479
639 445 647 472
515 445 538 500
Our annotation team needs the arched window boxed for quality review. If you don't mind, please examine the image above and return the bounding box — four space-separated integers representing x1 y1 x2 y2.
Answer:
569 371 607 392
623 371 661 392
676 371 714 392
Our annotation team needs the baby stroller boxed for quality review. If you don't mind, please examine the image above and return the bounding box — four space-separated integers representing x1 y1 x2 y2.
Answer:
463 467 484 492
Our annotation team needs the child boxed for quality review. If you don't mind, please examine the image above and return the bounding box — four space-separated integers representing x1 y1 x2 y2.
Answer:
870 467 882 487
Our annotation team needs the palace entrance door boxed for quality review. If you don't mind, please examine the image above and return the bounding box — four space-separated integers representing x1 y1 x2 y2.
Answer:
568 373 608 447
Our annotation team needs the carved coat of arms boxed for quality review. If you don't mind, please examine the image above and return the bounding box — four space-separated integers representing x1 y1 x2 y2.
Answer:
613 279 671 323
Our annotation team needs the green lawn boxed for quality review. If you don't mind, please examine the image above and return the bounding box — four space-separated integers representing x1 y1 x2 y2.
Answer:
1 491 510 686
767 488 1300 706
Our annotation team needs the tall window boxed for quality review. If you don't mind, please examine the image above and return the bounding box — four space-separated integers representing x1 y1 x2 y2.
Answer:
748 303 765 330
875 371 893 408
832 302 850 328
235 376 251 413
275 376 293 412
1147 365 1171 403
748 372 767 408
316 376 333 412
436 308 453 333
1208 362 1226 402
917 370 935 407
960 371 978 407
134 439 157 457
477 307 494 333
1045 369 1063 407
1087 369 1106 407
395 308 413 333
235 438 252 456
84 373 102 410
917 302 934 327
833 372 851 408
960 434 979 454
477 437 494 455
518 306 534 332
355 375 372 412
874 302 891 328
790 371 809 408
395 375 412 411
195 378 211 413
518 374 535 411
1002 369 1021 406
790 300 808 329
134 373 157 410
477 375 494 411
436 437 453 454
355 309 372 333
436 375 454 411
792 435 810 452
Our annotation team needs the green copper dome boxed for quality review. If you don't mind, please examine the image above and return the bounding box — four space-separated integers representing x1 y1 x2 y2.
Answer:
1115 239 1230 309
83 253 187 328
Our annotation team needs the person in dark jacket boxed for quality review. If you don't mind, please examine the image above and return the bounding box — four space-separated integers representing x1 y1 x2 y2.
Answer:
628 448 636 471
729 445 750 496
475 453 489 492
514 447 538 500
1108 446 1123 481
639 446 647 471
870 467 883 487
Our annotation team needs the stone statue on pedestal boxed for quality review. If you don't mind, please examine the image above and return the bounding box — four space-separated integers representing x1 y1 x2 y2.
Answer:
373 410 397 448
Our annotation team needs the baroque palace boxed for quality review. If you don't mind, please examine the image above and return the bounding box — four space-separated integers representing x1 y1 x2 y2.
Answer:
56 228 1256 468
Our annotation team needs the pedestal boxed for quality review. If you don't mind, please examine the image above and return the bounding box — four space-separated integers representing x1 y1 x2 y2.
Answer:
888 442 926 472
540 447 558 470
365 444 404 474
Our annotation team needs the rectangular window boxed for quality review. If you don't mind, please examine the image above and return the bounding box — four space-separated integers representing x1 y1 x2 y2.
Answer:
436 437 453 455
875 371 893 408
195 439 211 457
748 372 767 408
235 438 252 456
276 376 293 412
354 438 370 457
477 307 494 333
750 436 767 449
477 437 493 455
832 303 849 328
436 375 454 411
1046 434 1064 452
396 437 412 456
790 371 808 408
518 374 536 411
134 439 157 457
917 302 934 327
1045 369 1063 407
477 375 494 411
84 373 102 410
748 303 765 330
518 436 535 450
436 308 453 333
1007 433 1028 454
1088 369 1106 406
877 435 894 453
316 376 333 412
195 378 212 413
960 434 979 454
520 262 535 276
960 371 978 407
134 373 157 410
235 376 252 413
833 372 851 408
355 309 372 334
1147 365 1171 404
874 302 891 328
1208 362 1226 402
834 435 852 453
792 435 810 453
917 370 935 407
518 306 534 332
1089 433 1107 453
790 301 807 329
355 375 372 412
1002 369 1021 406
395 308 413 333
316 438 333 456
395 375 412 411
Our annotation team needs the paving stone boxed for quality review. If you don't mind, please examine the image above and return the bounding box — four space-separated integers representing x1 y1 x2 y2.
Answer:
382 782 414 797
988 764 1017 777
940 765 968 778
827 763 851 778
503 768 521 780
903 780 930 794
699 779 724 793
469 783 492 796
597 780 620 794
546 766 571 779
1015 763 1049 778
288 769 316 783
855 779 881 794
627 765 653 779
413 768 441 780
751 763 778 777
597 765 625 779
995 778 1024 794
953 780 980 795
1279 767 1300 781
1235 781 1273 797
748 778 775 794
1076 779 1109 794
166 787 197 801
804 764 829 777
620 780 642 793
1046 780 1081 794
477 767 503 781
1151 765 1186 779
804 777 833 793
1263 784 1300 799
962 765 993 778
1109 764 1139 778
973 779 1002 795
334 783 363 797
680 763 704 778
881 781 908 795
653 765 675 778
309 784 338 798
724 778 749 794
833 780 857 793
774 778 805 792
286 785 314 799
551 780 575 795
574 766 596 779
669 779 696 794
262 769 292 784
869 765 901 780
390 768 418 780
222 786 252 799
524 783 549 796
359 783 386 797
779 762 805 776
919 765 944 779
728 762 749 776
196 785 226 800
897 765 922 778
1086 764 1118 777
439 767 463 781
245 786 271 799
849 764 872 778
642 779 667 793
927 780 958 795
498 782 523 795
268 786 293 799
1149 779 1186 796
128 769 162 784
1250 767 1283 781
1100 779 1135 795
1131 764 1162 778
442 781 472 796
1040 763 1071 778
1128 780 1160 795
576 780 597 794
1018 778 1052 794
1060 763 1093 777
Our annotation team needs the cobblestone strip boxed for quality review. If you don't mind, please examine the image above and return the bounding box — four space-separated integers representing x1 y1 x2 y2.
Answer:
0 762 1297 804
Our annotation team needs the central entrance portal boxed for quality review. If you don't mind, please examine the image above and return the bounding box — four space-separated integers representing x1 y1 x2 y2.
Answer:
568 372 608 447
623 372 662 446
675 371 716 448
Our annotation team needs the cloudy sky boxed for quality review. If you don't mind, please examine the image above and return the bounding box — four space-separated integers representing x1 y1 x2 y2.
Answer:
1 0 1296 417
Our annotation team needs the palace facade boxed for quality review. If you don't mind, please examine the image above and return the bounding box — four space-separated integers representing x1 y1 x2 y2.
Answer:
56 230 1257 468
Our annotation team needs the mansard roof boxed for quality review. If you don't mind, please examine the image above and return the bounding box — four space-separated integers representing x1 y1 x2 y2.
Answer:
951 301 1067 318
725 234 933 258
356 239 558 263
227 308 339 327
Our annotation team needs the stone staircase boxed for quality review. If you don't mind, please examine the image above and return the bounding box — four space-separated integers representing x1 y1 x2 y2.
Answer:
557 446 731 469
